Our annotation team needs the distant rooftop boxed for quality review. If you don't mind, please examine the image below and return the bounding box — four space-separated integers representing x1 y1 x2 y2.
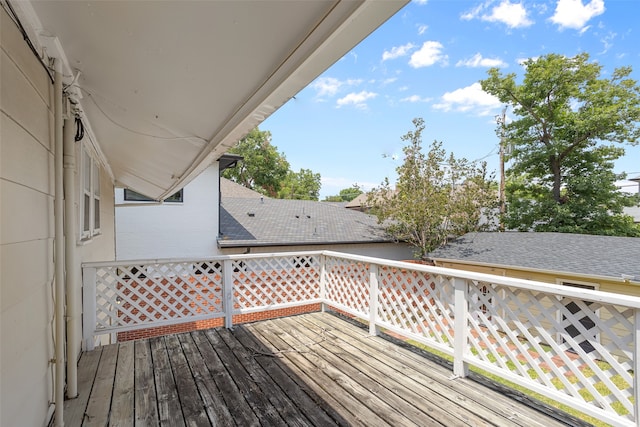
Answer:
218 197 392 248
429 232 640 282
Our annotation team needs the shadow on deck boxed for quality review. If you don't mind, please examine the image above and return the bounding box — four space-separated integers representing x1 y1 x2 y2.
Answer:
64 312 589 426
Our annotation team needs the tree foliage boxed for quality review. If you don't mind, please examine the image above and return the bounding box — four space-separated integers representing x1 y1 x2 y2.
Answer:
368 118 497 259
324 185 363 202
277 168 321 200
481 53 640 236
222 128 289 197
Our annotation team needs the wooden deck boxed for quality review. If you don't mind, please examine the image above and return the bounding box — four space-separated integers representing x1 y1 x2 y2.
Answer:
64 312 585 427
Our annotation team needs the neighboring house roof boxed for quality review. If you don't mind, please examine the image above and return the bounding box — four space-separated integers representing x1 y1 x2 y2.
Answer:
218 197 392 248
220 178 265 199
429 232 640 282
346 193 368 210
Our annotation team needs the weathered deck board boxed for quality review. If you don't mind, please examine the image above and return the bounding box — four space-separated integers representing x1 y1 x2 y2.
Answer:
64 313 582 427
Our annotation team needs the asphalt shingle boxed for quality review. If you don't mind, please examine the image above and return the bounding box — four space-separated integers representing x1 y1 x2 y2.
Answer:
218 197 392 247
429 232 640 281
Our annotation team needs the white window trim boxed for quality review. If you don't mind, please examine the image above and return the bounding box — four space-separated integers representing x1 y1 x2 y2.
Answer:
79 142 101 242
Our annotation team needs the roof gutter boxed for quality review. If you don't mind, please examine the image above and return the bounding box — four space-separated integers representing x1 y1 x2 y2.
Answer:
217 238 396 249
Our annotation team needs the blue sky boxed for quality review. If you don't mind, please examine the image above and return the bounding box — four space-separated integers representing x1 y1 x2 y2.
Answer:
261 0 640 199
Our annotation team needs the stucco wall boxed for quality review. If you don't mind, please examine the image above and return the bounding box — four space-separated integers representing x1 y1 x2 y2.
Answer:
115 164 220 260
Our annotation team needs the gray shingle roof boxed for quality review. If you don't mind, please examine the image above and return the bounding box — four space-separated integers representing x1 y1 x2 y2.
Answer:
429 232 640 281
220 177 265 199
218 197 392 247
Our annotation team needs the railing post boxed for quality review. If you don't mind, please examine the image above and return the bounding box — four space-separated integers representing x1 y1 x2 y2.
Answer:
223 259 234 329
82 266 97 351
634 309 640 426
369 264 379 336
453 277 469 378
320 254 327 312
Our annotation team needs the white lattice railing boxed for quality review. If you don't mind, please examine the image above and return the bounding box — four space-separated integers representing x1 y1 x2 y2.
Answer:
83 250 640 426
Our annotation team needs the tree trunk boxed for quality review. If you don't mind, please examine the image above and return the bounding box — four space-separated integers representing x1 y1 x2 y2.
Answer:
550 156 562 203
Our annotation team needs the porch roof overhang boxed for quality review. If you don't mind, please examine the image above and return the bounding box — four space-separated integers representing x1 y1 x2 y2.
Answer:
19 0 407 200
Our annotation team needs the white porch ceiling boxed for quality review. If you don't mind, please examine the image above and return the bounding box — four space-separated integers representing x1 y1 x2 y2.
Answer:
24 0 406 200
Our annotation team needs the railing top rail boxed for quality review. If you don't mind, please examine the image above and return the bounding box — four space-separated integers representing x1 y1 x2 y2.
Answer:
321 250 640 309
82 250 327 269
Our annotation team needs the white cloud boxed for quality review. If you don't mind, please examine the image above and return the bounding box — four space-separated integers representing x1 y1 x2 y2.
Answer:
483 1 533 28
382 43 416 61
400 95 432 103
550 0 605 31
409 41 448 68
413 0 428 4
381 77 398 85
312 77 362 98
417 24 428 35
432 82 502 116
462 1 533 28
336 91 378 109
456 53 508 68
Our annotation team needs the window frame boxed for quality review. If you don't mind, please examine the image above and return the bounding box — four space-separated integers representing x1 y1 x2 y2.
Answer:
80 143 101 241
123 188 184 203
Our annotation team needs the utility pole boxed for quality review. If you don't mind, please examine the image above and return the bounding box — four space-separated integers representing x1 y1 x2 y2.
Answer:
496 107 507 232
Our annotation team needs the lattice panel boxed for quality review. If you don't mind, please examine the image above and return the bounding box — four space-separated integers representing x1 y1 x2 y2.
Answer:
94 261 224 331
465 279 635 420
378 268 456 348
324 256 370 316
232 255 320 310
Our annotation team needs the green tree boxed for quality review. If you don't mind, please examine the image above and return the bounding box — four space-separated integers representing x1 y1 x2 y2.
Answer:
222 128 290 197
324 185 363 202
277 168 321 200
368 118 497 259
481 53 640 236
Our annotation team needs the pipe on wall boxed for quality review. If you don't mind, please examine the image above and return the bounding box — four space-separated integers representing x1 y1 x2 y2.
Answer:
53 59 66 426
63 114 78 399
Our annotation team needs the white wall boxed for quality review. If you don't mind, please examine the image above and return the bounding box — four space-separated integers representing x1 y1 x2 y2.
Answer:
1 8 56 426
1 8 117 425
115 164 220 260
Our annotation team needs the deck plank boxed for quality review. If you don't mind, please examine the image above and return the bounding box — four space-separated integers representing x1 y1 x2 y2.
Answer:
216 327 313 427
246 320 396 427
149 336 185 427
164 334 211 426
109 341 134 427
63 346 103 427
67 313 583 427
134 339 159 427
190 330 260 427
83 344 118 426
232 325 351 427
307 312 568 427
203 328 286 426
263 318 425 427
177 332 235 427
283 315 466 426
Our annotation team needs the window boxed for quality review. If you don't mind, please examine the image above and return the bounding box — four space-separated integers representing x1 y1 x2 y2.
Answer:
123 188 183 203
81 144 101 240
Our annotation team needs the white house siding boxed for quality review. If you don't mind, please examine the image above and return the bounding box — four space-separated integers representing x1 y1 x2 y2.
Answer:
220 242 416 261
115 164 220 260
1 8 116 426
1 7 56 426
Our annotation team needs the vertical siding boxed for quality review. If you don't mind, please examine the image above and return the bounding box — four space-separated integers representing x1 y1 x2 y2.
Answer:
0 7 55 426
